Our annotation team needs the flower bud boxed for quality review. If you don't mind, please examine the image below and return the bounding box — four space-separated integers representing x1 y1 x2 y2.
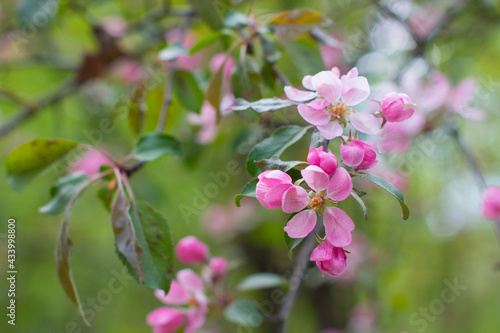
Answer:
175 236 208 264
380 92 415 122
209 257 228 276
482 186 500 220
307 147 339 175
256 170 293 209
310 241 347 277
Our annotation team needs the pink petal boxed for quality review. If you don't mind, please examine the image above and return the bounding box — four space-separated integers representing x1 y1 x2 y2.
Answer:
177 269 203 293
348 112 383 135
284 86 317 102
323 207 355 247
282 185 311 213
310 240 334 261
317 121 344 139
327 167 353 202
184 307 208 333
258 169 292 183
298 104 331 126
306 98 330 109
341 76 370 106
146 307 185 332
302 75 314 90
307 147 321 166
317 246 347 276
301 165 330 192
311 71 342 104
340 140 365 167
264 183 294 208
284 209 317 238
155 281 189 305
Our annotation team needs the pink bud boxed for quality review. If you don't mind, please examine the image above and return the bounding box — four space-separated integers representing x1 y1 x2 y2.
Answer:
209 257 228 276
380 92 415 122
340 140 379 171
175 236 208 264
307 147 339 175
146 307 184 333
310 241 347 277
70 150 115 177
482 186 500 220
255 170 293 209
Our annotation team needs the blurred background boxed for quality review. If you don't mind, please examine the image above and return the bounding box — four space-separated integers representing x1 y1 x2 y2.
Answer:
1 0 500 332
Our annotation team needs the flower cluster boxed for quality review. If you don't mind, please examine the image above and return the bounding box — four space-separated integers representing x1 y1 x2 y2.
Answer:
147 236 229 333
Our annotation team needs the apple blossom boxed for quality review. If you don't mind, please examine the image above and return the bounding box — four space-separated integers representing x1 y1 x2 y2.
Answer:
285 67 381 139
310 240 347 277
307 146 339 175
380 92 415 122
70 150 115 177
482 186 500 220
256 170 294 209
340 139 380 171
208 257 228 276
175 236 209 264
187 101 217 144
146 307 184 333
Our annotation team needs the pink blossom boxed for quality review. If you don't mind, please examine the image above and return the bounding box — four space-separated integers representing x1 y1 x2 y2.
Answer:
187 101 217 144
110 59 144 83
175 236 209 264
209 257 228 276
310 240 347 277
70 150 115 177
447 79 485 121
146 307 184 333
256 170 294 209
380 92 415 122
166 29 202 72
285 67 381 139
320 43 344 72
401 70 450 113
380 112 426 153
154 269 208 333
281 166 355 247
340 139 379 171
482 186 500 220
307 146 339 175
210 53 236 82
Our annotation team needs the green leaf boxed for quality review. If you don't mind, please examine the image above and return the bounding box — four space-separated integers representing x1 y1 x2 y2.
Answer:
350 190 367 220
158 43 188 61
125 202 175 291
235 179 258 207
97 185 116 212
246 126 309 177
187 0 230 30
231 56 262 101
189 32 222 55
39 173 89 215
206 59 226 110
132 133 181 162
354 172 410 220
55 202 90 326
5 138 79 191
237 273 288 291
255 156 307 173
230 98 294 113
18 0 59 27
281 38 324 76
127 83 147 136
224 11 249 28
224 298 262 327
268 8 331 40
284 213 304 258
173 71 204 112
111 181 144 283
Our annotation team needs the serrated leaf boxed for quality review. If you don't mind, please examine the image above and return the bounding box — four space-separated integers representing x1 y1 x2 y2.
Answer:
5 138 79 191
39 173 89 215
255 156 307 173
224 298 262 327
158 43 188 61
246 126 309 177
350 190 367 220
132 133 181 162
230 98 294 113
354 172 410 220
120 202 174 291
235 179 257 207
111 179 144 283
237 273 288 291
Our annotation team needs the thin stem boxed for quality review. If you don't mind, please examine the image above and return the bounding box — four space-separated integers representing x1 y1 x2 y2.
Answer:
278 219 322 333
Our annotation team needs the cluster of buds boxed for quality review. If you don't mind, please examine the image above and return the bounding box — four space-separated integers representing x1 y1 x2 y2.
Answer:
147 236 229 333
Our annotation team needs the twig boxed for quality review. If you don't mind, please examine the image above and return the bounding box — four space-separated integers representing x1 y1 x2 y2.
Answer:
277 220 322 333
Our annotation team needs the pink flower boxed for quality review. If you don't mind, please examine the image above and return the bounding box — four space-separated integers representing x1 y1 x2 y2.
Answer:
310 240 347 277
281 166 355 247
307 146 339 175
209 257 228 276
110 59 144 83
175 236 209 264
401 70 450 113
320 42 344 72
380 112 426 153
146 307 184 333
187 101 217 144
166 29 202 72
340 139 379 171
380 92 415 122
155 269 208 333
482 186 500 220
447 79 485 121
256 170 294 209
210 53 236 82
70 150 115 177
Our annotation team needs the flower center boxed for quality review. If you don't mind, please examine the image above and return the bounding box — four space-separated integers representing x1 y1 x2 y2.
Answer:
309 195 325 211
328 102 355 119
188 296 199 307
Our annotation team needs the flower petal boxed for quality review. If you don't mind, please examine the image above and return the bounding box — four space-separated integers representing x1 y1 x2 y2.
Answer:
302 75 314 90
348 112 383 135
327 167 353 202
284 86 317 102
317 121 344 139
298 104 331 126
323 207 355 247
282 185 310 214
177 269 204 293
284 209 317 238
301 165 330 192
340 140 364 167
155 281 189 305
310 240 334 261
311 71 342 104
341 76 370 106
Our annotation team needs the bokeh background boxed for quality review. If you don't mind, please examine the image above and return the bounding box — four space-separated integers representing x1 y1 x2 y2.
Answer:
1 0 500 332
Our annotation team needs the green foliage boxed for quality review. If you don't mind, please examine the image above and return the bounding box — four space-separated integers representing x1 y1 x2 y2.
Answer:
237 272 288 291
39 172 89 215
231 97 295 113
132 133 181 161
224 298 262 327
235 178 257 207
